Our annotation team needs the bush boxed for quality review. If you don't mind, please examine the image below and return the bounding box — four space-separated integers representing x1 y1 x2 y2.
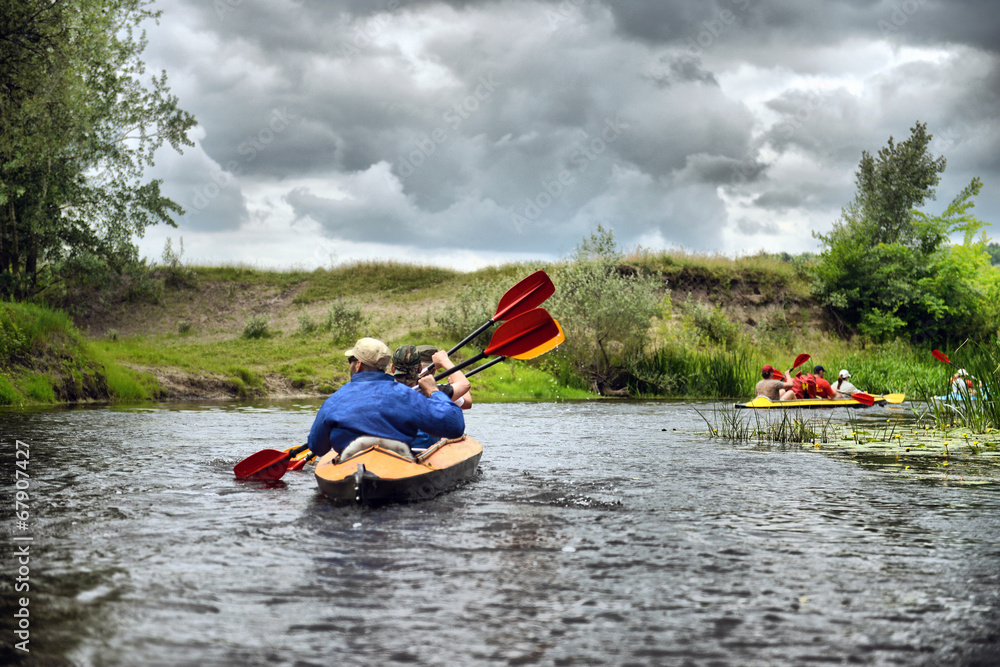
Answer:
677 295 741 347
754 308 794 348
159 237 197 289
323 299 368 343
546 225 667 395
434 280 507 349
298 313 319 335
242 314 271 339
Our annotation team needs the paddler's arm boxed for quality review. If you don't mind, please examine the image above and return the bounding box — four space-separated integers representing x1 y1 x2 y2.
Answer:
431 350 470 402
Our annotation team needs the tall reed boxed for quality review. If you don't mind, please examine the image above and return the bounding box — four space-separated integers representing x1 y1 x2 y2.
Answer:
919 337 1000 432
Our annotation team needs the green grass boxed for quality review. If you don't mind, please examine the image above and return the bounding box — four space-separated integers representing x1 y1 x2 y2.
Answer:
22 375 57 402
0 375 24 405
0 301 166 405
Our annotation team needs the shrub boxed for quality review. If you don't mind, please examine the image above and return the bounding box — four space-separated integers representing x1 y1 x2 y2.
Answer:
297 313 319 335
546 225 667 395
323 299 368 343
754 308 794 348
434 280 507 349
677 295 741 347
242 314 271 339
159 237 197 289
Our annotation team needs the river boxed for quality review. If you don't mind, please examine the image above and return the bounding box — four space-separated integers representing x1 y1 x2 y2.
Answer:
2 400 998 666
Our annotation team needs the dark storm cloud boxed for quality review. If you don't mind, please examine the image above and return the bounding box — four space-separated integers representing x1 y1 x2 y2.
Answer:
143 0 1000 262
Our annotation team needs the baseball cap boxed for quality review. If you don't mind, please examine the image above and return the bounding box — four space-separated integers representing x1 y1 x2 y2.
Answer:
415 344 438 365
762 364 780 375
813 365 825 373
391 344 421 381
344 337 391 371
838 369 851 378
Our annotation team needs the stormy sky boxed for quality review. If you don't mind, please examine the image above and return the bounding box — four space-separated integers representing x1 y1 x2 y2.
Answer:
139 0 1000 270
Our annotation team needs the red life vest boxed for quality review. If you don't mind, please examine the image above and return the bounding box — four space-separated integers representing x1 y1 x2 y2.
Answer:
792 372 818 399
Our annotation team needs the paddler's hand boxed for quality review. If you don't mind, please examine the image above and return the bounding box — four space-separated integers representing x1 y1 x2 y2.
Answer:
431 350 453 371
417 374 439 397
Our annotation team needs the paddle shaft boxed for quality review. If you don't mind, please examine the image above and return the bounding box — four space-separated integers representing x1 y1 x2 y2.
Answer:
448 319 495 356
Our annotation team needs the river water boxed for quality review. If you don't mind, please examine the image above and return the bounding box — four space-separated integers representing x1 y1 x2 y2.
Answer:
2 400 999 666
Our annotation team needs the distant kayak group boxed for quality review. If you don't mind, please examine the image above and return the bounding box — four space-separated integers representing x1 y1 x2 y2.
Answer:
743 354 904 409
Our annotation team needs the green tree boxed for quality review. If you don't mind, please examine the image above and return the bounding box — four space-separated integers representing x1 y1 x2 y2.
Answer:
813 123 997 343
0 0 195 300
987 242 1000 266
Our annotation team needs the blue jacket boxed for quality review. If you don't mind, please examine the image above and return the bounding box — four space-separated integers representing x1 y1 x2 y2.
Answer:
307 372 465 456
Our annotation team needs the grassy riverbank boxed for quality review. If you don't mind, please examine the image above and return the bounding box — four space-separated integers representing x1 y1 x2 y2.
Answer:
0 253 986 407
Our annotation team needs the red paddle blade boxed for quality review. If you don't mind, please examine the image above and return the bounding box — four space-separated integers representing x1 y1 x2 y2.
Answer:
511 320 565 360
234 449 290 479
932 349 951 364
493 270 555 322
485 308 560 358
852 392 876 406
792 353 810 369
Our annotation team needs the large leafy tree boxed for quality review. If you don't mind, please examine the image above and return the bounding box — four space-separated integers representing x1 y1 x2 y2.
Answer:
813 122 998 343
0 0 195 300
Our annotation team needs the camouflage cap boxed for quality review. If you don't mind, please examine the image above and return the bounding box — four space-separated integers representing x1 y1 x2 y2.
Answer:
392 344 421 383
416 344 438 365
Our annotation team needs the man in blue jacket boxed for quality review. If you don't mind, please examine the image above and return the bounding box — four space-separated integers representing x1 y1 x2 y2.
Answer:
307 337 465 459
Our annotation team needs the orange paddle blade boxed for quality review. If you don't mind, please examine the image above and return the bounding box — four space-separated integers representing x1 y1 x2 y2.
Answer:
511 320 564 360
485 308 559 357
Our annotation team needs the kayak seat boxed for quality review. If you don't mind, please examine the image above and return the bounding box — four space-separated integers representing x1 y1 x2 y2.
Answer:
341 436 414 462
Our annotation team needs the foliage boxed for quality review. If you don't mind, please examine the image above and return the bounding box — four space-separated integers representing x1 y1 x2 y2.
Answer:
987 243 1000 266
434 279 508 349
0 0 196 301
813 122 998 343
242 315 271 340
677 295 742 347
632 346 753 398
323 299 369 343
159 237 197 289
754 308 794 348
919 337 1000 433
546 225 667 395
297 313 319 335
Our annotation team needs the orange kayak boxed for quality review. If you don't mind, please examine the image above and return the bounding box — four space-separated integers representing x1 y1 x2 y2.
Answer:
314 436 482 505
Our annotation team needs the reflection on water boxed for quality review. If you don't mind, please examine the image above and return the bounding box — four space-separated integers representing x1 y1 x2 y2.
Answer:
1 400 999 666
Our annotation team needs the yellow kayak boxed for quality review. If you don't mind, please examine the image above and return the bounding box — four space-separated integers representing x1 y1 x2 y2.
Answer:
734 394 904 409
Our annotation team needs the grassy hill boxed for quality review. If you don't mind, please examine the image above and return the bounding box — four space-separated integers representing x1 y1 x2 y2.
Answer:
0 252 963 405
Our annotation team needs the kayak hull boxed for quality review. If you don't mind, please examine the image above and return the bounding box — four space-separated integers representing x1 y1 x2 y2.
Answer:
736 396 886 409
314 436 482 506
